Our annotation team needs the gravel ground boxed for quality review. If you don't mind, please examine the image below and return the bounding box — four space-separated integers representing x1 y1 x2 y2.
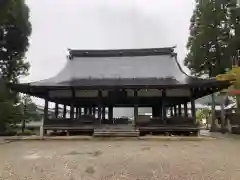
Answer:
0 138 240 180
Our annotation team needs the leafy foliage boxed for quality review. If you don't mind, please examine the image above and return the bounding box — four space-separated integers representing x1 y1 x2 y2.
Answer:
0 0 32 132
228 0 240 65
20 95 41 122
184 0 232 77
0 79 21 131
216 66 240 111
196 108 211 123
19 95 41 132
0 83 41 132
0 0 32 83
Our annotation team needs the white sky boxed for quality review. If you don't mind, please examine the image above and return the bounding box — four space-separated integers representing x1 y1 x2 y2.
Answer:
23 0 195 108
24 0 195 82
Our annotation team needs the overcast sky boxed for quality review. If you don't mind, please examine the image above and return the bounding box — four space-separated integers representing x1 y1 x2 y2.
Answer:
24 0 195 84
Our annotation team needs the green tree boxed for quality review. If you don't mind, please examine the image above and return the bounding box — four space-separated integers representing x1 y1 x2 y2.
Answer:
19 95 41 132
228 0 240 66
184 0 232 132
0 0 31 83
196 108 211 125
185 0 231 77
0 79 22 131
226 1 240 110
0 0 32 132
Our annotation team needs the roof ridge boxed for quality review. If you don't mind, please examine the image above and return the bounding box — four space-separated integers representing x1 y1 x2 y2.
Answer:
69 47 175 58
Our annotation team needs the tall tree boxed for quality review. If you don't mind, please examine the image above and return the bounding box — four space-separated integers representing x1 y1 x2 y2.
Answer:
228 0 240 66
0 0 32 132
185 0 231 77
227 1 240 110
0 0 32 83
184 0 232 131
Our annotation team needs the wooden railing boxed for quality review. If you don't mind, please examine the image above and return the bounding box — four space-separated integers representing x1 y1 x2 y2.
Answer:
166 117 195 126
44 116 99 126
136 116 196 127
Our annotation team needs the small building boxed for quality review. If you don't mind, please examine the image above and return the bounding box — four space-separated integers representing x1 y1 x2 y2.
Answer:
9 47 230 136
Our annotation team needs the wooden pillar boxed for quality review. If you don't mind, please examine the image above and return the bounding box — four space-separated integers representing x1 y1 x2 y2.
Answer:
162 89 166 123
92 107 96 118
190 89 196 120
184 102 188 117
98 91 102 121
70 104 74 119
85 107 89 115
173 105 177 116
84 107 87 115
70 89 75 119
76 107 79 118
102 107 106 120
134 106 138 120
44 99 48 124
43 98 49 135
78 107 81 117
109 106 113 122
178 104 182 116
54 103 59 118
170 106 173 116
134 90 138 125
63 105 67 118
152 105 161 118
97 107 101 120
89 107 92 115
159 103 163 118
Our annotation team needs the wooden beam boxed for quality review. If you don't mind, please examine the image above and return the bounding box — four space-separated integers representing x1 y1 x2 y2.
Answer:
47 96 191 107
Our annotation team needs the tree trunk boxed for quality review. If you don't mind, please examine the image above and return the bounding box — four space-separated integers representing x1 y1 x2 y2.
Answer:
220 96 226 133
22 102 26 133
21 119 25 133
210 93 217 132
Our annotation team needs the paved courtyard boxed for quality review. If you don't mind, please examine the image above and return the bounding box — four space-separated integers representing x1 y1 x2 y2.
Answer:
0 138 240 180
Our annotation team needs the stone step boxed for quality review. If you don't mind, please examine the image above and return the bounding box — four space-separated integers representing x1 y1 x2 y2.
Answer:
94 130 139 133
93 129 139 137
93 133 139 137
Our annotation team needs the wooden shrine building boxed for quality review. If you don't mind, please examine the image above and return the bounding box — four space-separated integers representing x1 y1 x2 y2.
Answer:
9 47 230 136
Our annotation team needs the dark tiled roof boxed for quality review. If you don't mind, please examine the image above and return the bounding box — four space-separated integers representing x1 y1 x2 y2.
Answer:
57 77 215 87
8 48 230 92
